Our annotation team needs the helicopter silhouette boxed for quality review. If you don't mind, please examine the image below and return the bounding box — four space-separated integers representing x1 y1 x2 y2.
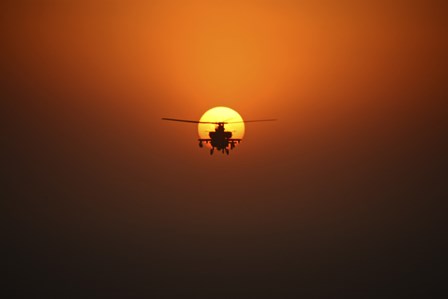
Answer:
161 118 276 155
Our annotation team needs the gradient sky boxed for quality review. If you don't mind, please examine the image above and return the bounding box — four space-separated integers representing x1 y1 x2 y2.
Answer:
4 1 448 297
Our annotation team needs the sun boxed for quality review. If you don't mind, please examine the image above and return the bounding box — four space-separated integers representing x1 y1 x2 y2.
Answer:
198 107 245 140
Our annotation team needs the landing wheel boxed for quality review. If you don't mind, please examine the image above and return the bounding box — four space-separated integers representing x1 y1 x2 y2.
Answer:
199 141 203 148
210 148 214 155
225 149 229 155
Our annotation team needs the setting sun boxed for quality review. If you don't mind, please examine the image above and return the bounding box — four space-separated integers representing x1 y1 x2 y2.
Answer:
197 106 244 140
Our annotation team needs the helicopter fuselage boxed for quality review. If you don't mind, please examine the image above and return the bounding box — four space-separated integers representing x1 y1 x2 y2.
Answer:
209 125 232 149
198 123 240 155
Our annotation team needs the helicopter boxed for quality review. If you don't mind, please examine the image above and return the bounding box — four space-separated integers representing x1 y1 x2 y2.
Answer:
161 117 276 155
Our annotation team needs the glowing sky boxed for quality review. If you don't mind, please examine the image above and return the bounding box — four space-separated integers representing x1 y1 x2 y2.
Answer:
3 1 447 297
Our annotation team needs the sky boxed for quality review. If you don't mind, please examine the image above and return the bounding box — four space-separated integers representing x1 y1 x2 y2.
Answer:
3 0 448 297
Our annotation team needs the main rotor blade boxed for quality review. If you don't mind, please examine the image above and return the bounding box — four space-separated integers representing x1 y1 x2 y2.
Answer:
227 119 277 124
162 117 277 124
161 118 217 124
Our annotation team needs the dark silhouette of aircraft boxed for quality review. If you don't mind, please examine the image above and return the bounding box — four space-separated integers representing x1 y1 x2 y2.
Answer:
162 118 276 155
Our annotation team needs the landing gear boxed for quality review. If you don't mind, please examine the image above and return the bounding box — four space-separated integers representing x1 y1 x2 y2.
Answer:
210 148 214 155
199 141 203 148
225 148 229 155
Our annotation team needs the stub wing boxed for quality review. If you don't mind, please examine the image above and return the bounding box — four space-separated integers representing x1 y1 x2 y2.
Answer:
197 138 241 143
228 139 242 143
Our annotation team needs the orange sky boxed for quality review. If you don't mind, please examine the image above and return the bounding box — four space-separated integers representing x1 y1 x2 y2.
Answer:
3 0 447 199
4 1 446 152
3 2 448 295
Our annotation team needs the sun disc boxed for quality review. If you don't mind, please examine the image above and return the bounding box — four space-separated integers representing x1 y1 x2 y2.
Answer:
198 107 245 141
